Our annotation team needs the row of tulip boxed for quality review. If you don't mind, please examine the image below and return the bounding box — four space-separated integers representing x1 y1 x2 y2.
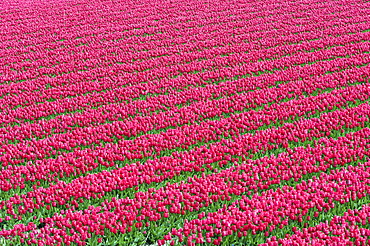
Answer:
1 0 370 245
0 3 368 115
1 51 369 171
2 124 370 245
1 0 362 52
0 71 368 197
1 33 369 147
265 204 370 245
1 90 370 242
1 25 368 127
163 161 370 245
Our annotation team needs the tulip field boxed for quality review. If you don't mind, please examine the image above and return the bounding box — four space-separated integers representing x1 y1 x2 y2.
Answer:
1 0 370 245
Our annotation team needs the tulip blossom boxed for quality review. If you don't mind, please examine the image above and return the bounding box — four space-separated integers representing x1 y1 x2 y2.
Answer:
1 0 370 245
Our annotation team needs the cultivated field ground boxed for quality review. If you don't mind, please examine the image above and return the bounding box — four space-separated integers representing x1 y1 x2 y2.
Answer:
0 0 370 245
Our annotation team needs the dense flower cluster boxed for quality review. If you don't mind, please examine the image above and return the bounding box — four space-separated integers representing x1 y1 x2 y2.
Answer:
167 162 370 245
0 92 370 220
265 205 370 245
0 0 370 245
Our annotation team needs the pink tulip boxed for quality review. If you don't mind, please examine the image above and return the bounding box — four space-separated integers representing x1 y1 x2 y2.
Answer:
1 0 370 245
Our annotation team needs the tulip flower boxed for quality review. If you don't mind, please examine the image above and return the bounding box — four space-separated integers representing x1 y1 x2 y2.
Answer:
1 0 370 245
